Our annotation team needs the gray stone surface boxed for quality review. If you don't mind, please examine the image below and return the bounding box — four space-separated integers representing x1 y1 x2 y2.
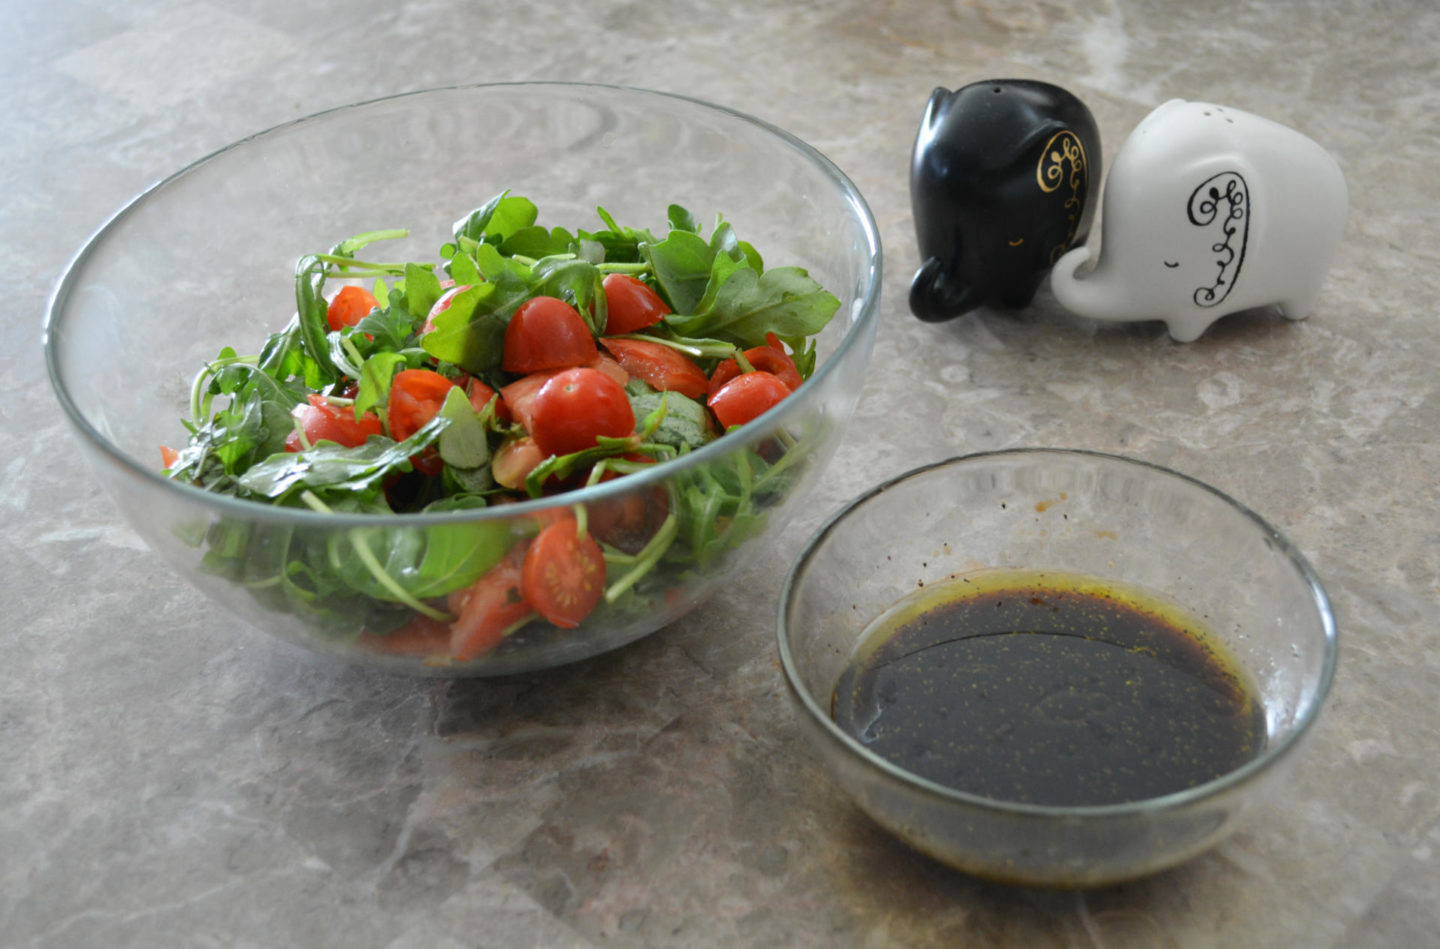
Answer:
4 1 1438 946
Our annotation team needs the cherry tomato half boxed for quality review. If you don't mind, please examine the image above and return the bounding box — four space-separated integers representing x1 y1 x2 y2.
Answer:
589 353 630 388
502 296 598 373
522 518 606 629
708 370 791 429
284 394 384 451
599 337 708 400
388 368 457 441
529 367 635 457
588 457 669 554
326 285 378 332
498 372 550 432
601 273 671 334
492 436 547 490
357 615 452 658
466 378 510 422
707 337 803 400
500 355 628 433
447 546 533 661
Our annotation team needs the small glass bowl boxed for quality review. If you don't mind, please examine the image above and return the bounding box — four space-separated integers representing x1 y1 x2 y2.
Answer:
44 83 881 676
778 449 1337 887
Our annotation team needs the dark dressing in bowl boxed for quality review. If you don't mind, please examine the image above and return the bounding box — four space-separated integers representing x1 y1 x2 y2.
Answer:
832 570 1266 807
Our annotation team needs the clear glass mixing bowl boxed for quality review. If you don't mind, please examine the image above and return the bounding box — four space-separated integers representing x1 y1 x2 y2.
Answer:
45 83 881 676
779 449 1336 886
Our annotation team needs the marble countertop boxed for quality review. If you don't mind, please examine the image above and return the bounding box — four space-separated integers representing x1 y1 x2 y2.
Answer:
6 1 1438 946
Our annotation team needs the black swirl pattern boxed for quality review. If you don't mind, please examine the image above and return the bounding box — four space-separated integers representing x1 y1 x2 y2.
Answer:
1187 172 1249 308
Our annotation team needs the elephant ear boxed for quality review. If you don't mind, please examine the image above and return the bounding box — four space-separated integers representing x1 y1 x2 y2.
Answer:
1186 169 1251 308
1032 127 1094 264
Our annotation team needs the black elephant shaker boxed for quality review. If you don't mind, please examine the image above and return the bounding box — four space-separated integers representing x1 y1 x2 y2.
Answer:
909 79 1101 322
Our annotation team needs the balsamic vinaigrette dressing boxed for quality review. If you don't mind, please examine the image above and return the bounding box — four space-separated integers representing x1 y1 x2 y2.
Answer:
832 570 1266 807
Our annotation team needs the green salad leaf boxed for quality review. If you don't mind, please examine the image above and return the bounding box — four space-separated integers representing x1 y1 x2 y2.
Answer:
666 265 839 348
237 414 448 501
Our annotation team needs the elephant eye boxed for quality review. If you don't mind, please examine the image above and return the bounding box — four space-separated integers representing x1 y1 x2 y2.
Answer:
1007 237 1025 247
1163 260 1180 268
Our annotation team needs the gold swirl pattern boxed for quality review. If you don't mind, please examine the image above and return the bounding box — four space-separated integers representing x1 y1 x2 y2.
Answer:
1036 131 1089 263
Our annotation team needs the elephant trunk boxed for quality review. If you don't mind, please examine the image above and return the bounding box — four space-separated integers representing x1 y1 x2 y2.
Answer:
909 256 986 322
1048 246 1113 319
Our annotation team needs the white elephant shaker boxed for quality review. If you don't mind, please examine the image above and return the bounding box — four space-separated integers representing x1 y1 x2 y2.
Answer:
1050 99 1348 341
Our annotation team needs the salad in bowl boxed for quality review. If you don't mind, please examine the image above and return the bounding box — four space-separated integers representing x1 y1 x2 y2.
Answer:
164 192 843 664
45 83 881 675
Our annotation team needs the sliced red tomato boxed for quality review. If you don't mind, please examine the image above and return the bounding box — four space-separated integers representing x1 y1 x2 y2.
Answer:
708 370 791 429
707 337 803 400
522 518 606 628
388 368 457 441
493 436 547 490
502 296 598 373
530 367 636 457
599 337 708 400
498 372 552 432
466 378 511 422
284 394 384 451
589 353 629 388
601 273 671 334
447 546 533 661
500 356 628 433
327 285 378 331
358 615 452 658
588 457 669 554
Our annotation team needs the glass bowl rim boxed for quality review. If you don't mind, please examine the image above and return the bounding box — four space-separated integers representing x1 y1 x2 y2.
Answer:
776 446 1339 819
42 80 883 529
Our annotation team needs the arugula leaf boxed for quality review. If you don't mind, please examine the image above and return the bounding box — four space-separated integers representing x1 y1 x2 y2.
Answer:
436 386 489 470
350 287 420 353
483 195 540 243
472 242 535 285
424 246 605 373
453 191 539 245
665 265 839 348
292 229 412 386
354 351 406 423
405 515 511 598
448 249 483 286
256 318 300 377
419 283 502 373
523 434 641 498
330 510 511 604
403 262 443 319
773 331 819 379
708 222 763 273
237 414 449 500
331 228 410 259
579 207 657 263
691 250 748 317
502 225 576 260
532 256 607 336
170 353 308 492
428 249 537 373
667 204 699 234
199 512 414 638
643 230 716 315
295 255 341 384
